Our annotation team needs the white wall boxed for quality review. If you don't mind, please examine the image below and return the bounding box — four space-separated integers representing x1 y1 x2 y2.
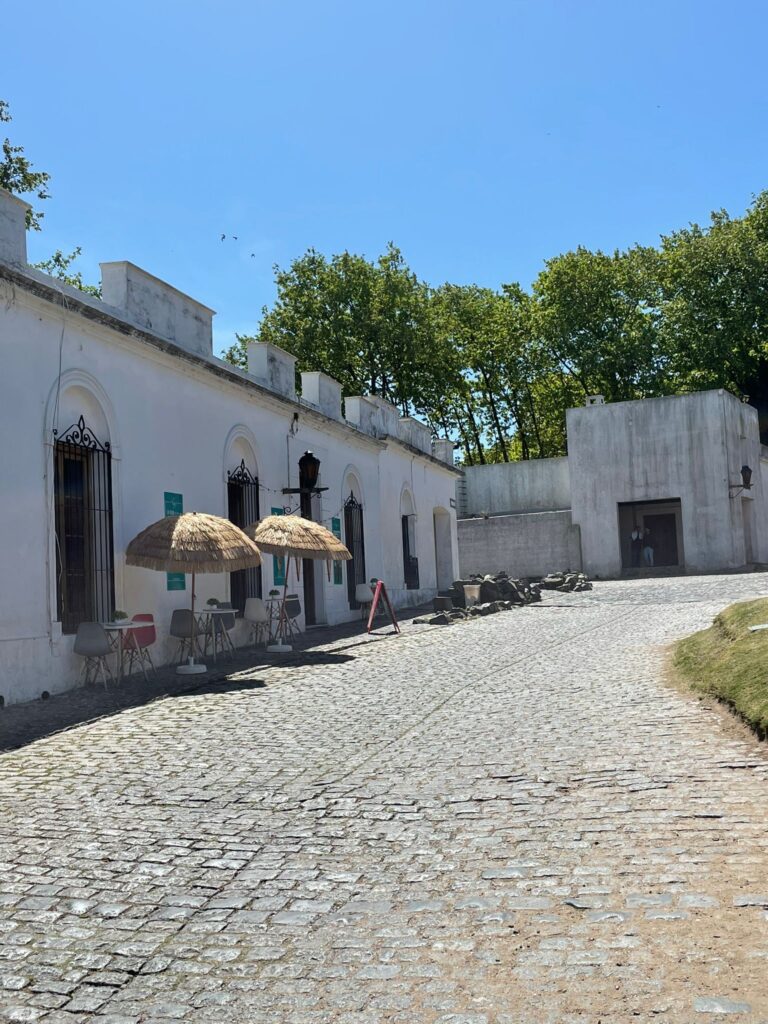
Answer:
460 457 571 516
458 511 582 578
568 390 768 577
0 273 459 705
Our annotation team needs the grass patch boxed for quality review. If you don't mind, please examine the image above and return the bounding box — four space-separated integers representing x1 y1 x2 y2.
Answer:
673 598 768 737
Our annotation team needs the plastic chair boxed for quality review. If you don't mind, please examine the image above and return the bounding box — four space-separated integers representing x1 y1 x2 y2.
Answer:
355 582 374 621
244 597 269 646
74 622 114 689
284 594 302 639
123 614 157 680
170 608 197 664
204 602 236 660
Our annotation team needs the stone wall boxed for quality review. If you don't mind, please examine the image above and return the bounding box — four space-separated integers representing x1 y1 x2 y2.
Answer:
458 510 582 578
459 456 571 516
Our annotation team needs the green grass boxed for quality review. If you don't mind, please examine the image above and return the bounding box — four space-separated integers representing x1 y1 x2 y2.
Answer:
673 598 768 737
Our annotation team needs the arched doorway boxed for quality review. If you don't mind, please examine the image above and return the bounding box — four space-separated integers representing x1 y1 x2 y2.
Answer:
433 507 453 591
400 489 419 589
226 450 261 613
343 473 366 609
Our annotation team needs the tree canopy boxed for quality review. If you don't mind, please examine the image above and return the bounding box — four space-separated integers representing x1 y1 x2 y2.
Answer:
226 190 768 461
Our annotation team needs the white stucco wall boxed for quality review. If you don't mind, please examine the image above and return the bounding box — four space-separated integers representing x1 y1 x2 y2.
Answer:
0 265 459 705
460 457 571 516
568 390 768 578
458 511 582 578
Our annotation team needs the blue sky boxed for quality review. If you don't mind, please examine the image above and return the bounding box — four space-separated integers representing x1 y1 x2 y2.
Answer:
6 0 768 353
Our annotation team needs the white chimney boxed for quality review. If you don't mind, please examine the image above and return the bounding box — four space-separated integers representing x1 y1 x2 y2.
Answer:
0 187 30 266
300 371 342 420
432 439 455 464
247 342 297 400
344 396 379 435
100 261 214 356
398 416 432 454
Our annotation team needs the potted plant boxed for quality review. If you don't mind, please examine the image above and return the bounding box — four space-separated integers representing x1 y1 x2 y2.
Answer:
206 597 220 607
113 609 128 621
269 588 280 598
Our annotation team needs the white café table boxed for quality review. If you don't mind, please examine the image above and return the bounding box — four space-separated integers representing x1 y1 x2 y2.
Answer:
102 620 144 681
198 607 238 662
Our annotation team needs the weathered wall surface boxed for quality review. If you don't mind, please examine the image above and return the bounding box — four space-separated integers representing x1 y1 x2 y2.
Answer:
568 390 768 577
460 457 571 516
458 511 582 579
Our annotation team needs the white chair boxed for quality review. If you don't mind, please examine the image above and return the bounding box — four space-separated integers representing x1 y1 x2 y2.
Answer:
355 582 374 621
244 597 269 646
74 622 114 689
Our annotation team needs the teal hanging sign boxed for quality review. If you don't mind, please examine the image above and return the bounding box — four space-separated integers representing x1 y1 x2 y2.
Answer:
164 491 185 591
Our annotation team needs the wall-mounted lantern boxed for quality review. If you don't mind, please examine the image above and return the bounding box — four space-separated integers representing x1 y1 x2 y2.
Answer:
729 464 753 497
282 450 328 495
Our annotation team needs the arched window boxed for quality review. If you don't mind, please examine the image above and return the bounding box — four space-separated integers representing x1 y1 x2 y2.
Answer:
53 414 115 633
343 471 366 609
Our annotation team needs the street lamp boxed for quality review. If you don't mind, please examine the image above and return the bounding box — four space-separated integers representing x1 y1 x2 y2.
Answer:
282 451 328 495
729 464 753 497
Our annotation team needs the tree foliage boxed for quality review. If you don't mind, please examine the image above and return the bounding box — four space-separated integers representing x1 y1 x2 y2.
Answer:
0 100 50 230
225 191 768 462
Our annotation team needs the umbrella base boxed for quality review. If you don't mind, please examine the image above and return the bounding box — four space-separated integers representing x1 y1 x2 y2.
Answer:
177 660 208 675
267 643 292 653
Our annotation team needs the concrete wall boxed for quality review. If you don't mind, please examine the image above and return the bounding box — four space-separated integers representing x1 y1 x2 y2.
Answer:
458 511 582 579
568 390 768 577
460 457 571 516
0 261 459 705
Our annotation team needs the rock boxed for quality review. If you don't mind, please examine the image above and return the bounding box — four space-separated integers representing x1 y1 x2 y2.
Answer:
428 613 452 625
476 602 498 616
479 578 502 603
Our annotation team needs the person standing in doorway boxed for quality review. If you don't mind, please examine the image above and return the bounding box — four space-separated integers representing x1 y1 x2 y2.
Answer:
642 526 654 567
630 525 643 567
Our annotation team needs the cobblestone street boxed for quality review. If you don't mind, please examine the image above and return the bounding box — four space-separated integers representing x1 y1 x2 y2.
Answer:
3 574 768 1024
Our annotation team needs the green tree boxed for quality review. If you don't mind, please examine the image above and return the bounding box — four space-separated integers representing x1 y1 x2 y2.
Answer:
0 100 51 230
658 192 768 434
33 247 101 297
225 243 438 415
531 244 666 403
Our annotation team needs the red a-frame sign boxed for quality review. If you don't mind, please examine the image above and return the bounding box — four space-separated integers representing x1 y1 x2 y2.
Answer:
366 580 400 634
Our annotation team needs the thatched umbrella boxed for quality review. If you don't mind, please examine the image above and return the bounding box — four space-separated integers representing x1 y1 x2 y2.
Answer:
244 515 351 652
126 512 262 674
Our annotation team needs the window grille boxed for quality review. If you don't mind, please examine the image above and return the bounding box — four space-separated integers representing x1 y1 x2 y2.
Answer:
344 493 366 608
227 459 262 613
53 416 115 634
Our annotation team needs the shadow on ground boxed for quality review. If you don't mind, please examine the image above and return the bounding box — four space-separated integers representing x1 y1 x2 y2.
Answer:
0 606 429 754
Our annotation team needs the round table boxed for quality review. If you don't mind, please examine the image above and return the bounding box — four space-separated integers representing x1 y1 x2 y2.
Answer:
102 620 144 681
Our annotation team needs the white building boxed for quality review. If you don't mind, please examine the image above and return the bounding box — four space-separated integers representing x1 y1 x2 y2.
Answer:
458 390 768 579
0 187 460 706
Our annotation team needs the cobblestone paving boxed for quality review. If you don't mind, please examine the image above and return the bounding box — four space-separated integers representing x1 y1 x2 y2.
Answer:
2 574 768 1024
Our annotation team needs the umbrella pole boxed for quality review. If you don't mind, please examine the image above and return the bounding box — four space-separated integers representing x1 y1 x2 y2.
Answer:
177 568 208 674
267 549 293 653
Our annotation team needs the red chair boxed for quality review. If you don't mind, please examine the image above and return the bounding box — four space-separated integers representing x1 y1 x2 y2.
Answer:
123 614 157 680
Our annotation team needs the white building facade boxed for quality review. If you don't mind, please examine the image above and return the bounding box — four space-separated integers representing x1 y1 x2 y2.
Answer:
0 188 459 706
458 390 768 580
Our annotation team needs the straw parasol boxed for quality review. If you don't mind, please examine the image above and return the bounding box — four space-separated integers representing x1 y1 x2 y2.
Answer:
244 515 350 651
126 512 262 673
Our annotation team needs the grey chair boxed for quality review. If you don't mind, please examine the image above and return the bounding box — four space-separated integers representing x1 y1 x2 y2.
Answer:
203 602 236 660
170 608 197 664
284 594 302 640
74 622 114 689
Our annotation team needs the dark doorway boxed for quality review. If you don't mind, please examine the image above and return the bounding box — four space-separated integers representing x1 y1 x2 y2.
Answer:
618 498 683 571
227 460 261 613
643 513 679 567
298 459 317 626
401 515 419 589
344 494 366 608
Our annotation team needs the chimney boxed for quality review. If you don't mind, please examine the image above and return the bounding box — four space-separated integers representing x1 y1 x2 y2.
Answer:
344 396 378 436
247 342 297 400
100 261 214 356
0 187 30 266
300 371 342 420
432 439 455 465
398 416 432 454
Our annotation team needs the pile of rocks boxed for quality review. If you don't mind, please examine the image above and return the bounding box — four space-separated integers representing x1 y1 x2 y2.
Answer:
412 569 591 626
539 571 592 593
